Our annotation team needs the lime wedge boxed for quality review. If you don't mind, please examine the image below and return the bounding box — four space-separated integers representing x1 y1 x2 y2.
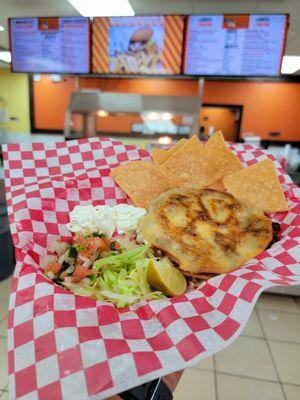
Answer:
147 258 187 297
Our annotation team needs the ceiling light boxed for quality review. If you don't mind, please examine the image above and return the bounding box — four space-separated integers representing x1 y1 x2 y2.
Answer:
147 112 159 120
0 25 5 32
161 112 172 121
97 109 109 117
281 55 300 74
158 136 172 145
33 74 41 82
50 74 63 83
67 0 135 17
0 51 11 63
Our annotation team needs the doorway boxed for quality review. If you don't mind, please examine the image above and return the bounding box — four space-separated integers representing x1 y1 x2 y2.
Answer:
200 104 243 142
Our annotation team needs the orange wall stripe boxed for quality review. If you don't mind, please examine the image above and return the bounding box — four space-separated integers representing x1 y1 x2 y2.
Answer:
33 77 300 142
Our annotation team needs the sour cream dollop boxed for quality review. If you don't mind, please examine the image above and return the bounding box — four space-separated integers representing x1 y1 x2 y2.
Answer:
94 205 117 236
114 204 147 234
66 205 99 234
66 204 146 236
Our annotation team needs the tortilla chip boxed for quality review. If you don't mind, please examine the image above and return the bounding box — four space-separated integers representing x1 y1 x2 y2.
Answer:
162 133 243 188
206 178 226 192
223 159 289 212
151 149 166 165
152 138 187 164
203 131 243 183
110 161 180 208
163 135 210 187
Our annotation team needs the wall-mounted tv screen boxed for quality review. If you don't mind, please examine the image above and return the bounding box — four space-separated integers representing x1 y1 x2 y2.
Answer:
184 14 288 76
92 16 185 75
9 17 90 73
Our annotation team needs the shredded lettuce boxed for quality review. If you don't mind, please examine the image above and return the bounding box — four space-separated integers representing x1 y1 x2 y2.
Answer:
89 245 165 307
62 243 165 308
92 244 150 272
62 282 95 298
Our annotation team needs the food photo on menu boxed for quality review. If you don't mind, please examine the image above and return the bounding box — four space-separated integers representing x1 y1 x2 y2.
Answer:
92 16 185 74
110 24 162 74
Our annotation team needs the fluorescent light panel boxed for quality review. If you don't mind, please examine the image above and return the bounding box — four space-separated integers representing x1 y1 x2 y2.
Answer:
33 74 41 82
158 136 172 145
50 75 63 82
281 55 300 74
97 109 109 117
0 51 11 63
67 0 135 17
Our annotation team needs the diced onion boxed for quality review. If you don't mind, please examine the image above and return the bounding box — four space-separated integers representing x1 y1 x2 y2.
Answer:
46 271 55 280
40 254 58 270
49 240 68 256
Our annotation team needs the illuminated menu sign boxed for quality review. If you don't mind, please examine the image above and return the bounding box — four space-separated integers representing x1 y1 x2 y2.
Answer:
184 15 288 76
10 17 90 73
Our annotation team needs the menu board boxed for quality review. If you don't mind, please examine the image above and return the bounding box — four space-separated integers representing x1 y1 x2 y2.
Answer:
184 15 288 76
92 16 184 75
10 17 90 73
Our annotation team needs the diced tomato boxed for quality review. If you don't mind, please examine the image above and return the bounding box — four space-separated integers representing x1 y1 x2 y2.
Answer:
73 266 94 279
73 232 85 243
83 237 110 252
74 235 112 258
102 237 111 251
114 241 121 250
91 237 105 250
78 238 96 257
99 238 111 251
48 262 61 274
78 248 93 258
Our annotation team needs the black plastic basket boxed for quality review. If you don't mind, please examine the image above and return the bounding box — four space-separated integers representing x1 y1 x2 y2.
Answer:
0 190 15 280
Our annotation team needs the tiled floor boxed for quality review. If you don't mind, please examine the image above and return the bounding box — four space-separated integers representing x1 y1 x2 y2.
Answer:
0 276 300 400
174 291 300 400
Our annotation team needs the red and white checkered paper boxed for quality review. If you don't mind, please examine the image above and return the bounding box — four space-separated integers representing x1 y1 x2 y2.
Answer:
2 137 300 400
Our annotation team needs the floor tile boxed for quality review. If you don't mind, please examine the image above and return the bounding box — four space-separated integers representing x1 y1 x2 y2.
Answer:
191 355 214 371
0 316 8 337
257 309 300 343
0 337 8 390
266 287 300 297
216 373 284 400
0 277 12 302
269 341 300 385
241 309 263 338
0 391 8 400
0 301 8 321
174 369 215 400
215 336 277 381
283 384 300 400
257 294 300 314
294 298 300 311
